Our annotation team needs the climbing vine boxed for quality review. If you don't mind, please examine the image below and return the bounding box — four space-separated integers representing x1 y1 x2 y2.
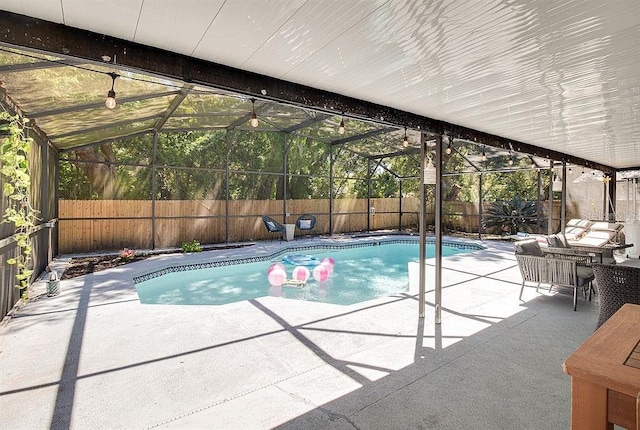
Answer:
0 112 38 295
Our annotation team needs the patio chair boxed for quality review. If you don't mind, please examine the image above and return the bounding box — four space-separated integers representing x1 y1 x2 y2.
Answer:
592 263 640 328
261 215 285 240
295 214 317 237
515 239 595 311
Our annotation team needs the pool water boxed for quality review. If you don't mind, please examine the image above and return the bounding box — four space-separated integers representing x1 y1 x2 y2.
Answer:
135 242 478 306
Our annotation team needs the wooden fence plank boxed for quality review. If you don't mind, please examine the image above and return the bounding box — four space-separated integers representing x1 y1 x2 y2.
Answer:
57 197 561 252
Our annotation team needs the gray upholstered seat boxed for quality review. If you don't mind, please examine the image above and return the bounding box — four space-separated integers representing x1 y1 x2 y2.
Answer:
515 239 595 311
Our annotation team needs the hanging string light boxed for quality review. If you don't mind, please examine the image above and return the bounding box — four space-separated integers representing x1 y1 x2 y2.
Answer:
105 72 119 109
481 146 487 162
403 127 409 147
508 151 514 165
250 98 259 127
337 115 345 134
445 135 453 154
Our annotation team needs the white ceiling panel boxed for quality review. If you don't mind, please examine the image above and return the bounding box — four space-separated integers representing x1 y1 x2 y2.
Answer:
0 0 638 169
0 0 63 23
193 0 306 69
244 0 387 78
134 1 225 56
61 0 143 41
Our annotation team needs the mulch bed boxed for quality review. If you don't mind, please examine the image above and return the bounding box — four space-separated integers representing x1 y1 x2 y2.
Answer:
60 255 151 279
60 244 253 279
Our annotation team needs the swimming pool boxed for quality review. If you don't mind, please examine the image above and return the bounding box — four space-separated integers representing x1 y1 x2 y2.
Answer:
135 240 483 306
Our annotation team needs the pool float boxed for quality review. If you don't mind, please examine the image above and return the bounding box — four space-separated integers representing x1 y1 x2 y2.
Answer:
282 254 320 266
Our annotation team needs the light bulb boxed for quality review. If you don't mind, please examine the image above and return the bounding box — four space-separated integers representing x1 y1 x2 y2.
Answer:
481 151 487 162
105 72 119 109
508 158 514 166
105 89 116 109
338 118 345 134
445 144 452 155
249 98 258 127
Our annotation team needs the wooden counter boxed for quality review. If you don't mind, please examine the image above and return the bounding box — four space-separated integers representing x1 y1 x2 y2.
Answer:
563 303 640 429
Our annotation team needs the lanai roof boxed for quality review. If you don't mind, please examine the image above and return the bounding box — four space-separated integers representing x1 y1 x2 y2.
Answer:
0 1 638 172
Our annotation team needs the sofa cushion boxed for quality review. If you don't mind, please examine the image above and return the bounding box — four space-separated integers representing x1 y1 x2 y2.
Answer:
567 219 593 229
514 239 544 256
589 221 623 232
564 226 587 241
547 234 569 248
299 219 311 229
571 230 617 247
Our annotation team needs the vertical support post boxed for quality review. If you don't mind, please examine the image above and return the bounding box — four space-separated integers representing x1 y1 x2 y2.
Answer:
561 162 567 233
548 160 554 235
627 179 631 222
329 145 334 236
283 133 288 223
53 150 59 256
398 179 403 232
41 136 50 263
224 131 230 243
418 133 427 319
536 170 542 233
434 134 443 325
606 171 616 221
367 159 372 232
151 130 158 249
478 173 483 240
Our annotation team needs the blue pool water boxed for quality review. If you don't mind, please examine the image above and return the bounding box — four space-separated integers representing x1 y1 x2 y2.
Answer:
135 242 480 306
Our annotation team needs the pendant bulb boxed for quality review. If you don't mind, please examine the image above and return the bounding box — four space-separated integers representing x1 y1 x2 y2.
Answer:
105 72 118 109
250 98 258 127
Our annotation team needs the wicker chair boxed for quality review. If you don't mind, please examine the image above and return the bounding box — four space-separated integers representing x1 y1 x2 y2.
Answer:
295 214 317 237
261 215 285 240
592 264 640 328
515 239 595 311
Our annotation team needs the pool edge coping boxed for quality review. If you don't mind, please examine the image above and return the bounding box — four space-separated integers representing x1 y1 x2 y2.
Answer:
132 236 487 284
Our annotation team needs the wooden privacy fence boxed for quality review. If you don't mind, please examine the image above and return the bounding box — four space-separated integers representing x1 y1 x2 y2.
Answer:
58 198 426 253
58 198 575 254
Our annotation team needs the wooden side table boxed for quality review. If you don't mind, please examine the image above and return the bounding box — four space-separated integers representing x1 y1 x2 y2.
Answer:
563 304 640 429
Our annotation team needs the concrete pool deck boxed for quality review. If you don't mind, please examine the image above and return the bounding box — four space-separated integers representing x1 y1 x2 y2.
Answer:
0 236 599 429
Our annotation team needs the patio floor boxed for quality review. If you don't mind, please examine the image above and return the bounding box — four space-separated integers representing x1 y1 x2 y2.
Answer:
0 236 599 429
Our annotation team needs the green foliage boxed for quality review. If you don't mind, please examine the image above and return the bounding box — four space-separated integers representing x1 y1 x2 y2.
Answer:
483 196 539 235
181 240 202 253
1 112 38 292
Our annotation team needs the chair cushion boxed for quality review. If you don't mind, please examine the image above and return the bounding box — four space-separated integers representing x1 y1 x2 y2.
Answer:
589 221 623 232
514 240 544 256
299 220 311 229
266 221 276 230
572 230 616 247
567 219 593 228
564 226 587 240
577 266 595 285
547 234 569 248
